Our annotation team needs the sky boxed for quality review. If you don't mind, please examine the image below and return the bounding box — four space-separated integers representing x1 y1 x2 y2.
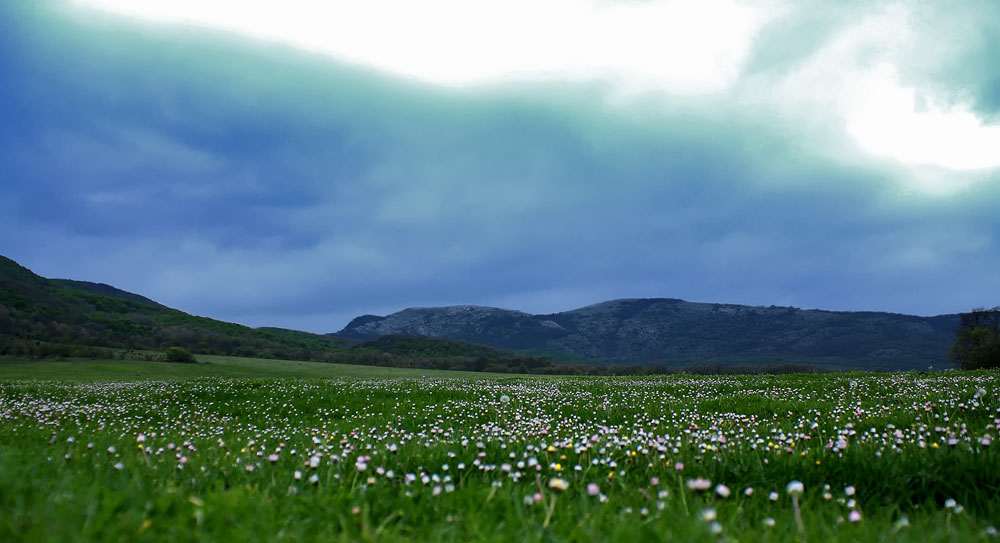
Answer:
2 0 999 333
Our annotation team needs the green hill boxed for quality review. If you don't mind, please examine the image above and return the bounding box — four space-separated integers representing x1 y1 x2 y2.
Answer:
48 279 166 308
0 255 354 360
0 255 575 374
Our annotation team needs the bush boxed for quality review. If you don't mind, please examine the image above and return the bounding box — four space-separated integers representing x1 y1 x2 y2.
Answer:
164 346 197 363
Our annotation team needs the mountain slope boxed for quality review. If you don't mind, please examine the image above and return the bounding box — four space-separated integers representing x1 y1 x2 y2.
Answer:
0 255 569 374
336 299 960 370
0 255 353 358
1 253 963 371
48 279 166 308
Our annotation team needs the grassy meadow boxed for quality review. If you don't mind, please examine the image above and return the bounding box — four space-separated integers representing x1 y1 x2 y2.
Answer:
0 354 510 381
1 356 998 541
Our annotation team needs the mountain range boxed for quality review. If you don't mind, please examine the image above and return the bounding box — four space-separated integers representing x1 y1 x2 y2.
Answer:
1 254 961 371
336 299 959 370
0 255 570 374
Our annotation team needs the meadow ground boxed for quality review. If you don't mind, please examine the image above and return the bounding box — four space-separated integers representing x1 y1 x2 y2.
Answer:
0 354 509 381
0 357 997 542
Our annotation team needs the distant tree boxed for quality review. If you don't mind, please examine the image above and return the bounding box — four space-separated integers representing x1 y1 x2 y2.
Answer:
164 346 197 363
951 307 1000 370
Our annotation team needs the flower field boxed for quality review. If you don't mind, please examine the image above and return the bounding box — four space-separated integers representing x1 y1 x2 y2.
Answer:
1 369 998 541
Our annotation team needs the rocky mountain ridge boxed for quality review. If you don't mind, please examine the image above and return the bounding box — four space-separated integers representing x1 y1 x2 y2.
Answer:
335 298 959 370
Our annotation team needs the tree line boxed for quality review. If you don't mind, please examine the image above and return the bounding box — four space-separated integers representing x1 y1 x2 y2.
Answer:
951 307 1000 370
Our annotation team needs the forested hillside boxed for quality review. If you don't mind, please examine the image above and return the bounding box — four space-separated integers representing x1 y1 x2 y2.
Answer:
0 255 575 373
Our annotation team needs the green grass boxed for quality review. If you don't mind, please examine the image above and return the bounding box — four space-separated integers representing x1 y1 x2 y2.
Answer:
1 361 998 541
0 355 512 380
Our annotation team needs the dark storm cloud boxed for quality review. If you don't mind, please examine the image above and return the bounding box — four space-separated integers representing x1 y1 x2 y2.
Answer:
1 1 998 332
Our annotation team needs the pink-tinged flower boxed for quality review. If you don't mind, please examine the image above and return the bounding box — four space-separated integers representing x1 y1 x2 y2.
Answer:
686 478 712 491
268 454 279 463
136 434 146 443
650 477 660 486
674 462 684 471
715 484 731 498
744 487 754 496
587 483 600 496
849 510 862 523
533 492 543 502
